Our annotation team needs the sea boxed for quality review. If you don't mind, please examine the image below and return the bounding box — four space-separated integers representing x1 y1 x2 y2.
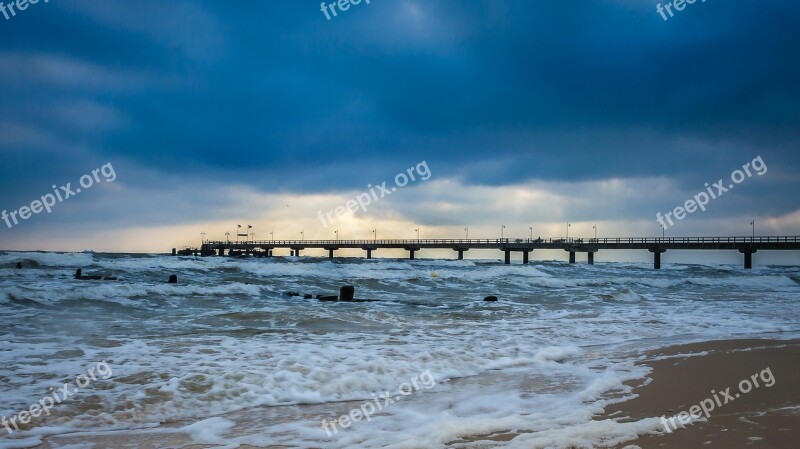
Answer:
1 251 799 448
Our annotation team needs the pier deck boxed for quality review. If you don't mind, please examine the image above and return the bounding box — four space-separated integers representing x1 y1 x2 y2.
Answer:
175 236 800 269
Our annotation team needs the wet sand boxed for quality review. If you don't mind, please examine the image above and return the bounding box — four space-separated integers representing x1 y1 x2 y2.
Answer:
606 338 800 449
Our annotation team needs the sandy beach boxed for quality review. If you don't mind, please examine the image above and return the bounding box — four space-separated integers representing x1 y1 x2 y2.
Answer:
606 338 799 449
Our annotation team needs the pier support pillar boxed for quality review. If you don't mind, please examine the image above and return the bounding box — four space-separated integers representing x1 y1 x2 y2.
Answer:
171 248 176 256
739 249 757 269
504 250 511 265
569 252 576 264
588 252 594 265
218 247 225 256
328 249 334 259
458 250 464 260
366 249 372 259
523 251 529 265
649 249 667 269
409 250 416 260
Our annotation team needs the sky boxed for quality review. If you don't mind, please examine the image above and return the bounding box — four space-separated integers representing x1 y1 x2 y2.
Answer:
0 0 799 264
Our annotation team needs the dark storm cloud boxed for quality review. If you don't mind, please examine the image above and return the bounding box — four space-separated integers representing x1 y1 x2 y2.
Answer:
0 0 799 226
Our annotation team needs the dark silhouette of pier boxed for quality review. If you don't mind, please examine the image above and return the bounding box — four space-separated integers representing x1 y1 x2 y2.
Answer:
174 236 800 269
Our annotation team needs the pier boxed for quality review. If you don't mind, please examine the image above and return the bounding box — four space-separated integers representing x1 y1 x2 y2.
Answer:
175 236 800 269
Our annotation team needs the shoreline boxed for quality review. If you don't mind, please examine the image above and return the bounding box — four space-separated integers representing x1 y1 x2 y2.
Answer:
606 338 800 448
7 338 799 448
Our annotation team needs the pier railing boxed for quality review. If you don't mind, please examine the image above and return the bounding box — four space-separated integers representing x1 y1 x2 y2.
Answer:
180 236 800 269
587 236 800 244
210 238 510 245
204 236 800 246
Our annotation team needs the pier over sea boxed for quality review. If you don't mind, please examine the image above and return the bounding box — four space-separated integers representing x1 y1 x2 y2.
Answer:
174 236 800 269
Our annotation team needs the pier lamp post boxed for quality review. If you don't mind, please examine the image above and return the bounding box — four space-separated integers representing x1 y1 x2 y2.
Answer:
269 231 274 241
593 225 597 240
300 231 304 241
465 227 468 239
335 230 338 241
751 219 755 240
529 227 533 240
201 232 206 244
372 229 377 241
415 228 419 240
566 223 571 240
661 224 665 239
237 225 241 243
225 231 230 243
501 224 506 239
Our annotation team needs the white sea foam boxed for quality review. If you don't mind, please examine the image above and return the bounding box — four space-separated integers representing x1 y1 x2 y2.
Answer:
0 251 95 267
181 417 236 446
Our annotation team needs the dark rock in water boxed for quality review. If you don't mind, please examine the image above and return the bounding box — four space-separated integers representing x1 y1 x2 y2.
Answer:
314 286 372 303
16 263 22 269
303 294 312 299
168 275 178 284
284 291 301 297
340 285 355 301
483 295 498 302
75 268 106 282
